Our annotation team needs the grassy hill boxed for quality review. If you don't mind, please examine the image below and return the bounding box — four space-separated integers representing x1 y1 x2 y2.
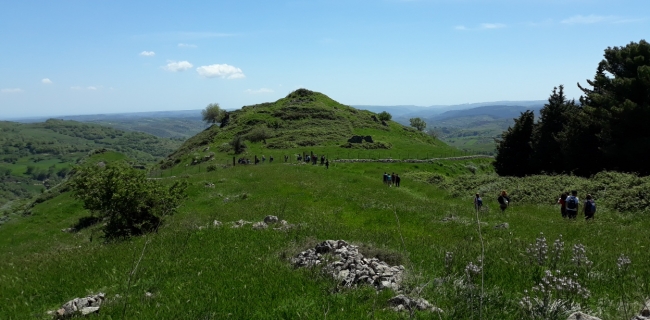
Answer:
0 119 182 208
1 155 649 319
161 89 460 169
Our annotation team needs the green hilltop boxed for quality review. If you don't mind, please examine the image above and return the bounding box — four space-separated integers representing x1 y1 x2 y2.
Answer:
161 89 460 168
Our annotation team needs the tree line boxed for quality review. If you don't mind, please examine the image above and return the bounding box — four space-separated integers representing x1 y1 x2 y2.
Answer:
495 40 650 177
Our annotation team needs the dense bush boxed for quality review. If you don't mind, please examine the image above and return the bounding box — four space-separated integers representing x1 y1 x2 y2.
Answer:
70 161 187 239
428 171 650 213
246 126 271 143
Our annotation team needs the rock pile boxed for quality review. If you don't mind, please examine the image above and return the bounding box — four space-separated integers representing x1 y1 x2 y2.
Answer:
230 219 252 228
292 240 404 291
47 293 105 318
631 299 650 320
494 222 509 229
387 294 443 313
333 155 493 163
566 312 601 320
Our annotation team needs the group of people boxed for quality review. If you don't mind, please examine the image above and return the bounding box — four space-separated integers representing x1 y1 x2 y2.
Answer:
383 172 401 187
296 153 329 169
472 189 596 220
557 190 596 220
473 190 510 213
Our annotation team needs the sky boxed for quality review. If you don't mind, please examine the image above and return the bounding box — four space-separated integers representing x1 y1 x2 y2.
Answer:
0 0 647 118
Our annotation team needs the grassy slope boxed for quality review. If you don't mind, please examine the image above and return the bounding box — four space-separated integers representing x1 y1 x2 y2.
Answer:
1 158 648 319
161 89 460 168
0 120 182 207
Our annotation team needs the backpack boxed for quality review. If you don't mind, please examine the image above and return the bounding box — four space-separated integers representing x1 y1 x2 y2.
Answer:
566 196 578 210
585 200 596 214
476 197 483 206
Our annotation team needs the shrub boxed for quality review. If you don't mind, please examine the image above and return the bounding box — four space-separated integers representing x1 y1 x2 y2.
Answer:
206 164 217 172
377 111 392 121
230 136 247 154
69 161 187 240
246 126 271 143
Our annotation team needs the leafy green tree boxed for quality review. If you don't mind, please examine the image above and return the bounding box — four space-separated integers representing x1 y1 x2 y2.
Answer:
577 40 650 174
70 161 187 239
494 111 535 176
377 111 392 121
409 117 427 131
201 103 226 125
230 135 247 154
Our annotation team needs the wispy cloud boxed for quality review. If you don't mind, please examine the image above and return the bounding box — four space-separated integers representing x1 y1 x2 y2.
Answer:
244 88 274 94
196 64 245 79
133 32 235 41
1 88 23 94
455 23 506 31
140 51 156 57
178 43 197 48
561 14 640 25
480 23 506 29
41 78 52 84
70 86 101 91
163 60 193 72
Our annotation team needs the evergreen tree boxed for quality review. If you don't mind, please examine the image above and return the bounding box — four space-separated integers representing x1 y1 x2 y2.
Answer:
494 110 535 176
531 85 574 174
578 40 650 174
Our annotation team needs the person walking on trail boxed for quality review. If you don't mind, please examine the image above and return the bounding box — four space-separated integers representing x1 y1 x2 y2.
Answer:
262 155 266 163
474 193 483 212
557 192 568 218
583 194 596 220
497 190 510 213
387 173 392 187
383 172 388 185
325 159 329 169
391 173 396 186
565 190 580 219
270 156 274 163
395 174 400 187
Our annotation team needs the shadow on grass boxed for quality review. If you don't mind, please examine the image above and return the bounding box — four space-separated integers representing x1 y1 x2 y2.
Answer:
72 215 102 232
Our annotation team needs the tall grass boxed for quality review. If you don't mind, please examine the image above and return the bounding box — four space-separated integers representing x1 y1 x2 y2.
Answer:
1 161 649 319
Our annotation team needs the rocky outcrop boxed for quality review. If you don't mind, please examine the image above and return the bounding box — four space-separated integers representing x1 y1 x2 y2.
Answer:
292 240 403 291
566 312 602 320
264 215 279 224
494 223 509 229
333 155 493 163
388 294 443 313
47 293 105 318
347 136 374 143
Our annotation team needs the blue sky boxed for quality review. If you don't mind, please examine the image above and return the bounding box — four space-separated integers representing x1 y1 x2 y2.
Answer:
0 0 647 118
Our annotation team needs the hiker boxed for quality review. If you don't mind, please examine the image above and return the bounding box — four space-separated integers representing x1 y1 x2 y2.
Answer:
383 172 388 185
557 192 568 218
285 155 289 162
497 190 510 213
387 173 392 187
395 174 400 187
321 155 325 165
565 190 580 219
325 159 329 169
474 193 483 211
262 155 266 163
255 156 259 165
584 194 596 220
270 156 274 163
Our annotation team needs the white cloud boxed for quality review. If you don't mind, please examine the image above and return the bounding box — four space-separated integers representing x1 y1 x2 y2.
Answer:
163 60 193 72
87 86 97 90
70 86 82 90
480 23 506 29
1 88 23 94
244 88 274 94
178 43 197 48
41 78 52 84
140 51 156 57
196 64 245 79
454 25 467 30
561 15 612 24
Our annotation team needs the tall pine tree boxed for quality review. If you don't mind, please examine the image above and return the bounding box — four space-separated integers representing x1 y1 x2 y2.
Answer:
494 110 535 176
531 85 575 174
578 40 650 174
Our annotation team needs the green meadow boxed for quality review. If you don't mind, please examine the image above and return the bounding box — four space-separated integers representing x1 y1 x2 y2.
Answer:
1 156 648 319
